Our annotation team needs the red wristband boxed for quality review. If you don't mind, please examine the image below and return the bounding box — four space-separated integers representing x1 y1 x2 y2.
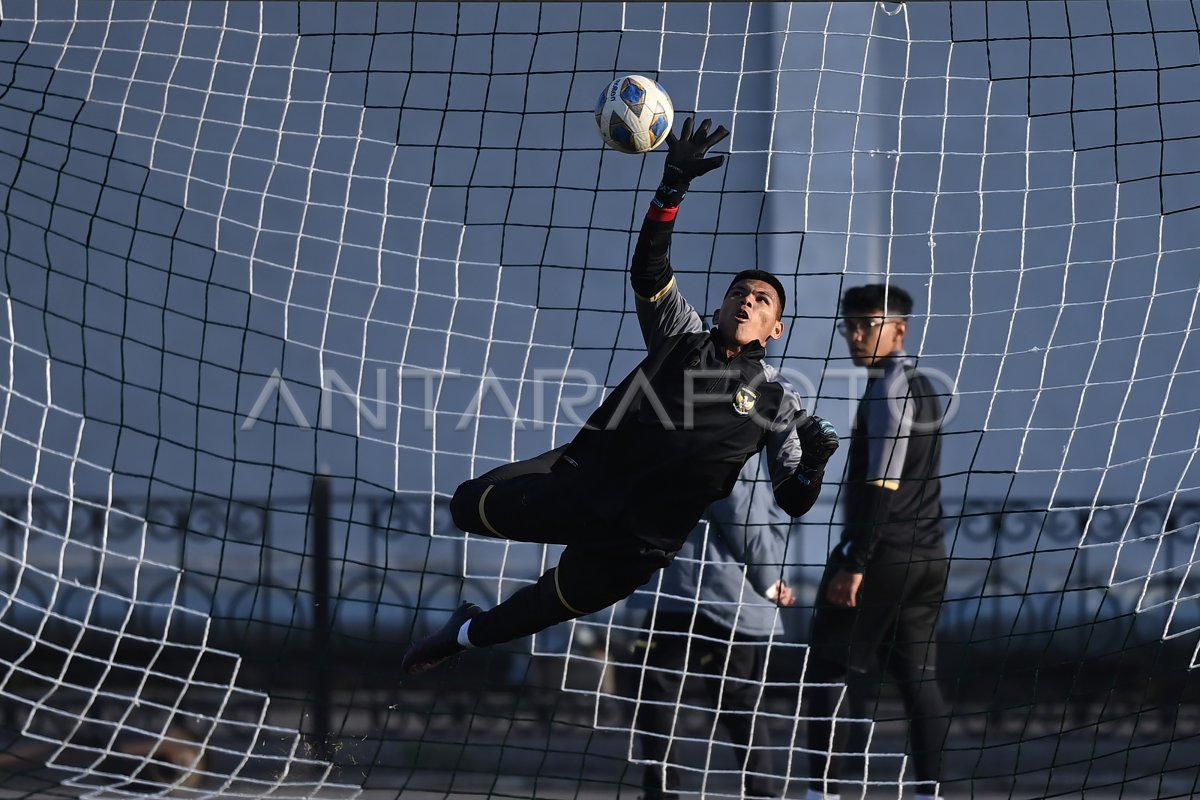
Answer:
646 203 679 222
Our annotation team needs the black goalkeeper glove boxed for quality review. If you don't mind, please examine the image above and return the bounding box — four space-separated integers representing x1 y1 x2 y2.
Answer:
652 116 730 209
797 414 840 469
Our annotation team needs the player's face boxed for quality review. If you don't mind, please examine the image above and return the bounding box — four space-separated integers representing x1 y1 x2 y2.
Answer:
714 279 784 350
840 307 906 367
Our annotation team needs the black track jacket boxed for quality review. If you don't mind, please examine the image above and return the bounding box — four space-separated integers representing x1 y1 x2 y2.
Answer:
562 203 822 551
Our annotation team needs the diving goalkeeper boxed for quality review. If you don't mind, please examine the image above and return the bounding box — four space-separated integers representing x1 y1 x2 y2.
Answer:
402 117 839 674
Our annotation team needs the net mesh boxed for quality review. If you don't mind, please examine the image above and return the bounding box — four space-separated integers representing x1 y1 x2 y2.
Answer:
0 1 1197 797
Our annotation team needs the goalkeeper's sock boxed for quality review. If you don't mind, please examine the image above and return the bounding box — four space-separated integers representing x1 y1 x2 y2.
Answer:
457 620 475 648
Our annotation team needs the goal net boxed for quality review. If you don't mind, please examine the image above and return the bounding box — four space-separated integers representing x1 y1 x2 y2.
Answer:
0 1 1196 798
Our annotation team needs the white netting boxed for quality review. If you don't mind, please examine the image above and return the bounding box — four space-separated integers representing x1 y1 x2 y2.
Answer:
0 298 358 796
0 1 1197 797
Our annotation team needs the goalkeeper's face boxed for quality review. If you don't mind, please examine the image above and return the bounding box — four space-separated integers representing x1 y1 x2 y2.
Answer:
713 279 785 351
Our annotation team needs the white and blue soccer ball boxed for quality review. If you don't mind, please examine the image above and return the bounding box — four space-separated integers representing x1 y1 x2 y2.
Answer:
594 75 674 154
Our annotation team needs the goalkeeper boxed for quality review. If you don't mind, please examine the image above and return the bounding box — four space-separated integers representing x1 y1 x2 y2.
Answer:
402 117 839 675
803 284 950 800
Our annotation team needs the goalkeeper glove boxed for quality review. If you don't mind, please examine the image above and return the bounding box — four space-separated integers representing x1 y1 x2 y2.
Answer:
653 116 730 209
797 414 839 469
788 414 839 489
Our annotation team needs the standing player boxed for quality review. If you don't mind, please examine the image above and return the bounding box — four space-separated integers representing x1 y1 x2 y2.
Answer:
803 284 950 800
628 457 797 800
402 117 840 675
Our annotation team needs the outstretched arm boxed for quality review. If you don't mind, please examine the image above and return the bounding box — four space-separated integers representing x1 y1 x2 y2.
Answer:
633 117 730 350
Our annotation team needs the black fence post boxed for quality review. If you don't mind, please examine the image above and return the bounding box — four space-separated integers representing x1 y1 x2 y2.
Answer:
310 470 332 760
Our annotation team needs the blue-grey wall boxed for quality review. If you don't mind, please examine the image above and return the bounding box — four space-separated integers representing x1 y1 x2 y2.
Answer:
0 2 1197 656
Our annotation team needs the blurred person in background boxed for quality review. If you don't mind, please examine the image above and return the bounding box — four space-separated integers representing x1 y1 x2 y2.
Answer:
627 457 797 800
803 283 950 800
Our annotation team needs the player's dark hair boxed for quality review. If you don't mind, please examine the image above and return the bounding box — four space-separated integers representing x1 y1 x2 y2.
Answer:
841 283 914 317
727 269 786 319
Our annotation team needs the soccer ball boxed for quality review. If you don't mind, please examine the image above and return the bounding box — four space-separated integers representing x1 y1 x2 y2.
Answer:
594 75 674 154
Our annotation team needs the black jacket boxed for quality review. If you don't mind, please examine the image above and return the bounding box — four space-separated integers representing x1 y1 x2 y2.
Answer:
836 352 946 570
562 206 821 550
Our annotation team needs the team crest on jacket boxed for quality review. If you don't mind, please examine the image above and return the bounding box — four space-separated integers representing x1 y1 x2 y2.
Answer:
732 384 758 416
